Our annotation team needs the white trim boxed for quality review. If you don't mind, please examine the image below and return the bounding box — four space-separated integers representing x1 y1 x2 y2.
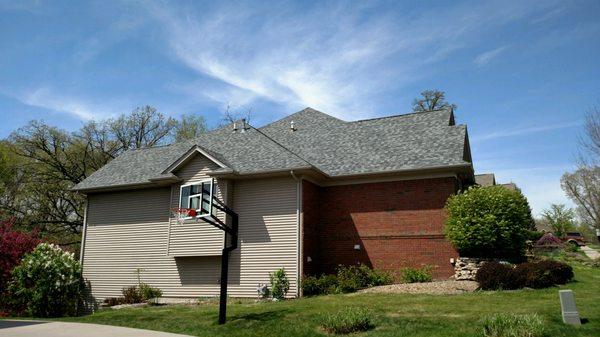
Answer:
79 199 89 267
178 178 214 220
164 146 228 174
290 170 302 298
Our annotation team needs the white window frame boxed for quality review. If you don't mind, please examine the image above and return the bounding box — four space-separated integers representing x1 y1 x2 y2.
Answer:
179 178 214 219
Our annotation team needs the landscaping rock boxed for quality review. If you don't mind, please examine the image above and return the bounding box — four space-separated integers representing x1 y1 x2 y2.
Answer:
357 280 478 295
110 303 147 310
454 257 489 281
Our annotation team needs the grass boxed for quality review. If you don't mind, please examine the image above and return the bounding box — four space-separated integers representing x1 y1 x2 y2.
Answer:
320 307 373 334
481 313 545 337
42 264 600 337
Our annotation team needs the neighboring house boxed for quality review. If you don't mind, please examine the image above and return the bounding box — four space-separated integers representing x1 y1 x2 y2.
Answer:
475 173 519 191
74 107 474 302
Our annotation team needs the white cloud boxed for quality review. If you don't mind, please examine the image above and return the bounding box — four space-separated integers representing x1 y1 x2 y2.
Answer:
16 87 120 120
143 1 559 120
474 45 509 66
471 121 580 141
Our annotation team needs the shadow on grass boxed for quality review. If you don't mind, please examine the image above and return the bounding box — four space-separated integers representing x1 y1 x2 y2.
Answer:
228 309 290 323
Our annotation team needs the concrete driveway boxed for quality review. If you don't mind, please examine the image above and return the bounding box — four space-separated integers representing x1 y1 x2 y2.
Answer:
581 245 600 260
0 320 193 337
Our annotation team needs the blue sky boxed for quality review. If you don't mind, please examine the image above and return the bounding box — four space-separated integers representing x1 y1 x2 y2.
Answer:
1 0 599 215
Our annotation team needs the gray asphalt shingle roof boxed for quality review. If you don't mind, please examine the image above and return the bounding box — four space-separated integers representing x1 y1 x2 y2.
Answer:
74 108 471 191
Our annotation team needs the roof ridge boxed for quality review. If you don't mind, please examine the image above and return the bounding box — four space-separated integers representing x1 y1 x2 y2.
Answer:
260 107 344 129
348 108 452 124
250 125 317 170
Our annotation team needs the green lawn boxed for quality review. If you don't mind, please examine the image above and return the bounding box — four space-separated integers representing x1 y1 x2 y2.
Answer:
56 264 600 337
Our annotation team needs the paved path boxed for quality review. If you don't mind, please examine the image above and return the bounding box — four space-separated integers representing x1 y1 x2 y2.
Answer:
0 320 193 337
581 245 600 260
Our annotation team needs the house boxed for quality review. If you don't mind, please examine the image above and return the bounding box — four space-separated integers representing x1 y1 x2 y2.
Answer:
74 107 474 302
475 173 519 191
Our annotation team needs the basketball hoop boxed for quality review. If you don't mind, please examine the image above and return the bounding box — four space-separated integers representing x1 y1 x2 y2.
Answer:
171 208 197 224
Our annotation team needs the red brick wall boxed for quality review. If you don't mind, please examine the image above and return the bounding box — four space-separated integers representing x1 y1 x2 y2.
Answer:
301 180 321 276
301 177 459 279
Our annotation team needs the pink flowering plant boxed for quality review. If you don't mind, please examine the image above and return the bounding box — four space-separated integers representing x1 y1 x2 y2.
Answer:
8 243 82 317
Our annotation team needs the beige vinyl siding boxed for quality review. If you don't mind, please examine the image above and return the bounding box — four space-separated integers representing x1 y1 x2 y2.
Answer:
82 156 299 301
168 154 225 256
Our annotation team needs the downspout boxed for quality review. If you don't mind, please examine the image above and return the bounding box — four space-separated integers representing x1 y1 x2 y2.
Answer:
290 170 302 297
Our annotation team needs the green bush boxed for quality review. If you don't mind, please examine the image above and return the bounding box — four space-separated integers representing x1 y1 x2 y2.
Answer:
336 264 393 293
269 268 290 300
320 307 374 334
476 260 573 290
400 266 433 283
445 186 533 259
139 283 163 301
481 313 545 337
8 243 82 317
302 274 338 296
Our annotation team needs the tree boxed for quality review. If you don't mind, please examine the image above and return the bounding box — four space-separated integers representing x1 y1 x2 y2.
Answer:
3 106 179 245
541 204 576 237
581 105 600 161
561 167 600 230
174 114 208 142
412 90 457 112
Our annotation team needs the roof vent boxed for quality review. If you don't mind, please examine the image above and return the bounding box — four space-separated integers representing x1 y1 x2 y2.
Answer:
232 122 238 132
290 120 296 131
241 119 247 133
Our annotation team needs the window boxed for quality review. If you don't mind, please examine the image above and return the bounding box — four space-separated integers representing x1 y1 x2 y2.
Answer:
179 179 214 217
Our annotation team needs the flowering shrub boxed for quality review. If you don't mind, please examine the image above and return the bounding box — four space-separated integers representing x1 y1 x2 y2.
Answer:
0 219 40 293
8 243 82 317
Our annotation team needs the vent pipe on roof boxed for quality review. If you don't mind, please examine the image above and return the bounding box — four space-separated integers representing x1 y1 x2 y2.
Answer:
232 122 238 132
241 119 247 133
290 120 296 131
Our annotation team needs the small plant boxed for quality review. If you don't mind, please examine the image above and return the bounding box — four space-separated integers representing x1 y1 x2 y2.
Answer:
481 313 545 337
103 297 125 306
139 283 162 302
320 307 374 334
336 264 393 293
400 266 433 283
122 286 143 304
269 268 290 300
8 243 82 317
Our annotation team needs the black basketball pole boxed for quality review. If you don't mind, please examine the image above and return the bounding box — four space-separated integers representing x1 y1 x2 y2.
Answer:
199 195 238 325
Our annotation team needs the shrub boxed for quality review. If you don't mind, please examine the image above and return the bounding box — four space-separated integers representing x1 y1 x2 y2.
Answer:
269 268 290 300
476 260 573 290
336 264 393 293
8 243 82 317
0 219 40 294
476 262 520 290
400 266 433 283
525 230 544 242
320 307 374 334
535 233 561 246
302 274 339 297
481 313 545 337
122 286 143 304
514 260 573 289
103 297 125 306
445 186 533 259
139 283 162 301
